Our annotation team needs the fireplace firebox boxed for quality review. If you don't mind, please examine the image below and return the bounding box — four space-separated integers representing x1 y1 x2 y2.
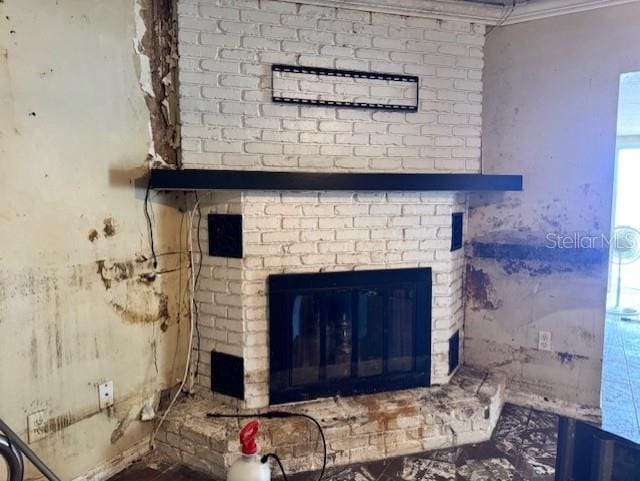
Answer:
268 268 431 404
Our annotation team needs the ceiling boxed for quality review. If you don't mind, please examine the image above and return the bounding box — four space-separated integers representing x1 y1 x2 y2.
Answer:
295 0 639 27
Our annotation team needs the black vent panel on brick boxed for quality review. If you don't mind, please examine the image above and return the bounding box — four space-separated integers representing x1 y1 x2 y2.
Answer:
451 212 463 251
449 330 460 374
211 351 244 400
208 214 242 258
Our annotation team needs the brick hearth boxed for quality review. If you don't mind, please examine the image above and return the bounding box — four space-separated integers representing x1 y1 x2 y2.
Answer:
157 367 506 479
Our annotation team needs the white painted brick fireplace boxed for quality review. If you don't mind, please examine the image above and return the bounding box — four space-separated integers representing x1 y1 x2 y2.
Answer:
177 0 486 409
154 1 511 474
194 190 467 407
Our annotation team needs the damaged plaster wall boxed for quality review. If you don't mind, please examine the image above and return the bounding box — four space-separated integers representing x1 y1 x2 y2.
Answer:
0 1 187 480
464 2 640 414
136 0 180 168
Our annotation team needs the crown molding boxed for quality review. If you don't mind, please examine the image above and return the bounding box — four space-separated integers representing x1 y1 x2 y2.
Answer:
277 0 505 24
502 0 640 24
276 0 640 25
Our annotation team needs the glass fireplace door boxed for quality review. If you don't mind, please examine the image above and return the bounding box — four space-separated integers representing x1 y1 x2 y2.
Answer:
290 291 353 386
269 268 431 404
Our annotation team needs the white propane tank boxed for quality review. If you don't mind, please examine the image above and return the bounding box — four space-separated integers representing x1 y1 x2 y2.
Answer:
227 420 271 481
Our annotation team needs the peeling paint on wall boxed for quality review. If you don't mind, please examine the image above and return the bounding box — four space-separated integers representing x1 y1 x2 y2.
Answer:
110 405 139 445
96 260 135 290
1 255 187 477
134 0 179 168
465 265 502 311
110 292 170 326
94 257 175 328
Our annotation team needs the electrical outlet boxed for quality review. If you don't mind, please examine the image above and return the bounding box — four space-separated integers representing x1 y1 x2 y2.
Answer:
27 410 47 442
538 331 552 351
99 381 114 410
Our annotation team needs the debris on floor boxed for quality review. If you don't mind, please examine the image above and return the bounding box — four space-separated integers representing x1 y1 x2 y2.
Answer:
109 404 558 481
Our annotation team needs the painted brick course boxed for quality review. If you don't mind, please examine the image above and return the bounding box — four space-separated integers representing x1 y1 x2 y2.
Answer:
177 0 484 172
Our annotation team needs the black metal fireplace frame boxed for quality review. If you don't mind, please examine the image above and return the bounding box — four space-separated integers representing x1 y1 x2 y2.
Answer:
268 268 432 404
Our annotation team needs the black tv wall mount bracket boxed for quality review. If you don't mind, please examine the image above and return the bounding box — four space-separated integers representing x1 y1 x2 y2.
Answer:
271 64 419 111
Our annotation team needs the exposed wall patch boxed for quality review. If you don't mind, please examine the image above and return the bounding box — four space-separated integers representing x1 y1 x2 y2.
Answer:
465 265 503 311
135 0 179 168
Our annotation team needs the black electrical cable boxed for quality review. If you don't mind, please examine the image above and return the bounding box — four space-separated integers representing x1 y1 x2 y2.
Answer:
144 176 158 270
192 192 204 381
206 411 326 481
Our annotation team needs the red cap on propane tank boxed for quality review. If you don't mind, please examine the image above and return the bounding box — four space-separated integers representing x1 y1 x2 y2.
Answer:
239 420 260 455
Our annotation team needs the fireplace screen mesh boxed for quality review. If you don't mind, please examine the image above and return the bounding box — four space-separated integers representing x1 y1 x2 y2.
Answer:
269 268 431 404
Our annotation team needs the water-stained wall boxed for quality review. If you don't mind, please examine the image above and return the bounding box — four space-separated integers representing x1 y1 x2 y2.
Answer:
0 1 187 479
464 3 640 415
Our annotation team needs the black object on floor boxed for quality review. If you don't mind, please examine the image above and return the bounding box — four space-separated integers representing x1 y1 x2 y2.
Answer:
556 416 640 481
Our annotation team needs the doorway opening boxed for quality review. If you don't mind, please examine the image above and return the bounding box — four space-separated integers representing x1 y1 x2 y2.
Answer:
602 71 640 443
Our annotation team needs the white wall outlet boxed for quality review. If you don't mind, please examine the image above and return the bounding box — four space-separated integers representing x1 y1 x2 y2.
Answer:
99 381 114 410
27 410 47 442
538 331 552 351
